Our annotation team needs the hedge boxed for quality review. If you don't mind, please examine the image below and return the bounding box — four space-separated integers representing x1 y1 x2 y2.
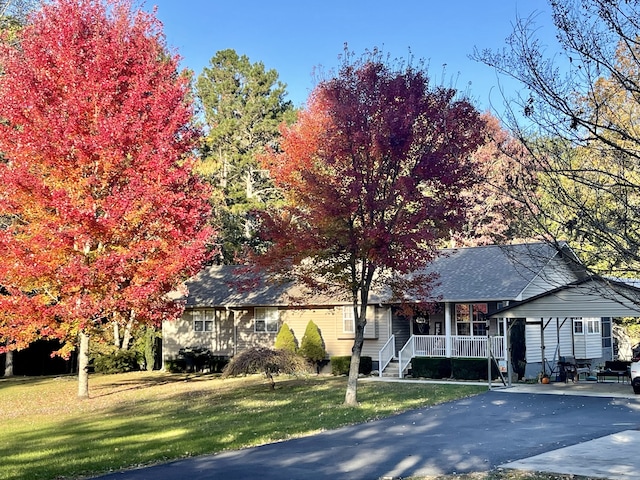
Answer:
411 357 499 380
93 350 138 374
330 355 372 376
166 347 229 373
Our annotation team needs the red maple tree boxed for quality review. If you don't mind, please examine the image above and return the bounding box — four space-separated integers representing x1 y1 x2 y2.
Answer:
257 51 487 405
0 0 213 396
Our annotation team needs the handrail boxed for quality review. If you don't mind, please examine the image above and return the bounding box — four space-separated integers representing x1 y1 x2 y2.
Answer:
396 335 506 378
398 335 415 378
378 334 396 377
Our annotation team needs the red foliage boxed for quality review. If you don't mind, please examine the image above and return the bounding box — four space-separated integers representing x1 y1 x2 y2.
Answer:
258 55 487 298
0 0 213 353
451 112 533 246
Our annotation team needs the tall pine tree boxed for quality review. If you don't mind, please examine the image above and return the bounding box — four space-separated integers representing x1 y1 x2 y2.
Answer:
196 49 296 262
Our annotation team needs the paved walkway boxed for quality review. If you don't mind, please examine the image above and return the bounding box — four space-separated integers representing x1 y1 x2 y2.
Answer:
93 378 640 480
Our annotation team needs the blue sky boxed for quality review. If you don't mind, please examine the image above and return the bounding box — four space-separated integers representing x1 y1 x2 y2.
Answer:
147 1 560 113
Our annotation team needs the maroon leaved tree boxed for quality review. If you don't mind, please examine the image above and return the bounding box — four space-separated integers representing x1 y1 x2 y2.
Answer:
257 50 488 405
0 0 213 396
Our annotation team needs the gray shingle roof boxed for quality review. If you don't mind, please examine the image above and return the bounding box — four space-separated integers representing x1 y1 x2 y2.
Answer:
181 242 579 308
183 265 292 307
424 242 571 302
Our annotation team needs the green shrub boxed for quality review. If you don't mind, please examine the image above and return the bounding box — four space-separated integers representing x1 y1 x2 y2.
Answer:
330 355 372 376
451 358 498 380
299 321 326 368
410 357 498 380
93 350 138 374
411 357 452 379
175 347 228 373
274 323 298 353
132 325 160 371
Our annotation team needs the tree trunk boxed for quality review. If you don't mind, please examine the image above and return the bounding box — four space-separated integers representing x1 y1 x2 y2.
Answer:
113 320 120 348
78 332 90 398
344 317 366 406
4 350 14 377
121 310 135 350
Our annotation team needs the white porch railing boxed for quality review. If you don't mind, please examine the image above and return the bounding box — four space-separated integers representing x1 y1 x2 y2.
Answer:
392 335 505 378
378 334 395 378
398 336 415 378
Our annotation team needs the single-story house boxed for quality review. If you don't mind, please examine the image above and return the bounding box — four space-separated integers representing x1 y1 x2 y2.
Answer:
162 242 640 379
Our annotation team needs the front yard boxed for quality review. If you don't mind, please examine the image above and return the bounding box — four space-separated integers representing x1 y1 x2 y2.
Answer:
1 372 484 480
0 372 598 480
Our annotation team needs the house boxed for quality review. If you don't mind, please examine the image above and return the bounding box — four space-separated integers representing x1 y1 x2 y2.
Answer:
162 242 640 379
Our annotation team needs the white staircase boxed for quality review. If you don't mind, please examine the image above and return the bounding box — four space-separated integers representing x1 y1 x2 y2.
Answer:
380 359 404 378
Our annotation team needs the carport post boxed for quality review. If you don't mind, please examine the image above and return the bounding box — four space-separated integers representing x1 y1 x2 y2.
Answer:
487 334 492 390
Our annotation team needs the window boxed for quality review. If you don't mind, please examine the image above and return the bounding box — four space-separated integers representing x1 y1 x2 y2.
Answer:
602 318 612 348
193 310 215 333
456 303 487 336
472 304 488 336
574 319 584 334
455 304 470 335
342 306 355 334
587 319 600 334
254 307 279 333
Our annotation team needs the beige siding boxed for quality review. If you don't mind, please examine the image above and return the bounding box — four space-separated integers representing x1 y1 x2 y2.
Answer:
282 305 390 358
235 308 276 351
280 307 351 356
164 305 393 363
162 309 235 365
362 307 392 358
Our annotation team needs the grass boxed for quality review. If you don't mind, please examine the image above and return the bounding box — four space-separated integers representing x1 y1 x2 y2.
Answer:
1 372 484 480
0 373 596 480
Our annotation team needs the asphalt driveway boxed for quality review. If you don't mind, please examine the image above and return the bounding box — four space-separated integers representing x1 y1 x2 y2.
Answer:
93 386 640 480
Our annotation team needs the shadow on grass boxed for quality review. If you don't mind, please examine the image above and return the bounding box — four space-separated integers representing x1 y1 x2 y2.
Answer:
88 372 218 398
0 374 485 480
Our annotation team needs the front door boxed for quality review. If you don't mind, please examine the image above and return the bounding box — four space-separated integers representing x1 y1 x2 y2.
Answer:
391 307 411 354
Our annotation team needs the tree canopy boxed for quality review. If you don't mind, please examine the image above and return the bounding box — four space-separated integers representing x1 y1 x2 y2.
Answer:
256 50 487 405
475 0 640 278
0 0 213 395
196 49 296 263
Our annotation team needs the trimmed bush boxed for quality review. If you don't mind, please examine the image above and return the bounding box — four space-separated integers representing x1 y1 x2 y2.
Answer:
410 357 499 380
274 323 298 353
330 355 372 376
411 357 452 379
299 321 326 370
451 358 498 380
93 349 138 374
174 347 228 373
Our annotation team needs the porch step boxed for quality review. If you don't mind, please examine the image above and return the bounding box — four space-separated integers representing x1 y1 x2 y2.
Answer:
380 360 406 378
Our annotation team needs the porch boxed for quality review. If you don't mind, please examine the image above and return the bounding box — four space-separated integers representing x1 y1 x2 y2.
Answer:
379 334 506 378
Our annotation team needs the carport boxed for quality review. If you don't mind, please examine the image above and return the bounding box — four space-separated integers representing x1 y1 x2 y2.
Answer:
492 277 640 381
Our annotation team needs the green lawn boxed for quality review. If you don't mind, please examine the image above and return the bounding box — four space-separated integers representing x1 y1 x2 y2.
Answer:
0 373 593 480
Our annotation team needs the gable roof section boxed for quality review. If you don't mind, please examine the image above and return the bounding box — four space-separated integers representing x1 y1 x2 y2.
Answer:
490 276 640 318
182 265 292 308
424 242 583 303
